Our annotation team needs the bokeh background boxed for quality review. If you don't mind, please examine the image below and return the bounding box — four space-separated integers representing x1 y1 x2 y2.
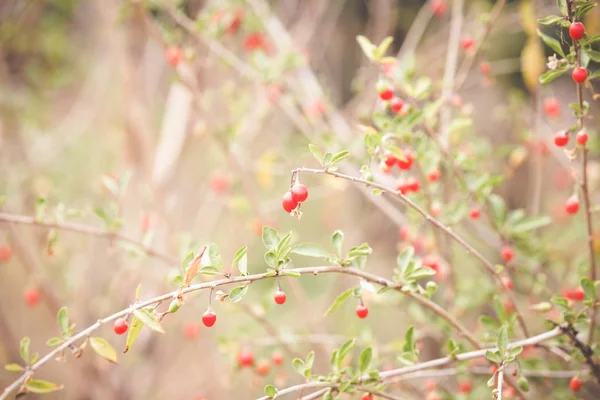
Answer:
1 0 600 399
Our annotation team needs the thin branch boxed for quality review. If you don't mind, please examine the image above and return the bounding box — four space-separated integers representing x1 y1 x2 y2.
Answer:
497 369 504 400
559 323 600 383
0 265 476 400
0 212 177 265
292 167 530 337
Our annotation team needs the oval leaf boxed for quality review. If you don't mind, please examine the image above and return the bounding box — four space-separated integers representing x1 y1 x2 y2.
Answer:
133 310 165 334
325 288 354 316
290 244 331 258
26 380 63 394
124 316 144 353
90 337 118 364
229 286 249 303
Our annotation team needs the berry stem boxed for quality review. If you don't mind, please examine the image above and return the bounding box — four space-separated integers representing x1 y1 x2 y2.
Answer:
566 0 598 346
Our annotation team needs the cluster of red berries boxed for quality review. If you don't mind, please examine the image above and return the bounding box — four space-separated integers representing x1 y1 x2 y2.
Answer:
282 183 308 214
396 177 420 195
377 83 407 115
237 349 284 377
554 130 588 148
382 150 414 174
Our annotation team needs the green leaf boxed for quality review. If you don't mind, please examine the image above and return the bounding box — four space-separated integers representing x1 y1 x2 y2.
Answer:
510 216 552 234
4 363 24 372
208 244 223 270
26 380 63 394
347 243 372 258
397 246 414 273
485 350 502 364
276 232 292 258
332 230 344 257
90 337 118 363
264 384 277 398
133 310 165 334
232 246 247 264
581 277 596 301
181 251 195 274
20 337 30 364
337 339 356 369
488 194 507 228
537 15 564 25
57 307 69 335
557 0 568 16
198 265 221 275
538 68 568 84
329 151 349 167
577 2 596 19
551 295 570 312
357 347 372 374
173 275 184 286
229 286 249 303
584 48 600 62
497 325 508 356
406 266 436 281
135 284 142 300
356 35 376 60
377 36 393 58
518 376 530 392
262 226 280 250
233 246 248 275
308 144 323 165
305 351 315 369
588 68 600 81
124 316 143 353
508 345 523 358
324 288 354 316
46 337 64 347
494 296 507 322
290 244 331 258
292 358 305 375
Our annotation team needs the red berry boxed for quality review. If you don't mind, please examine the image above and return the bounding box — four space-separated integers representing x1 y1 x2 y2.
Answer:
282 192 298 213
165 47 184 66
428 170 440 182
271 351 283 366
565 196 580 214
396 181 410 195
565 287 585 302
210 175 230 194
569 22 585 41
244 32 268 52
390 98 404 113
460 36 475 51
291 184 308 203
430 203 441 217
23 288 41 308
227 11 243 34
543 97 561 118
407 178 420 193
274 290 287 305
422 256 439 273
113 318 128 335
202 310 217 327
501 246 514 262
0 246 11 262
183 321 201 340
469 207 481 220
256 359 270 376
425 379 437 392
570 376 583 392
430 0 447 16
479 62 491 74
572 67 588 83
399 227 411 241
361 394 372 400
238 349 255 367
554 131 569 147
356 304 368 319
378 87 394 101
458 380 472 394
384 151 398 167
577 130 589 145
502 277 513 291
397 151 413 170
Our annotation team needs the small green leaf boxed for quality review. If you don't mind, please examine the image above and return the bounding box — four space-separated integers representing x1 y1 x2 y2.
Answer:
173 275 184 286
290 244 331 258
581 277 596 301
262 226 280 250
4 363 24 372
124 316 143 353
329 151 349 167
508 345 523 358
208 244 223 270
497 325 508 356
20 337 30 364
357 347 372 374
133 310 165 334
57 307 69 335
356 35 376 60
198 266 220 275
377 36 394 58
233 246 247 264
233 246 248 275
46 337 64 347
26 380 63 394
557 0 568 16
485 350 502 364
331 230 344 257
135 284 142 300
305 351 315 369
325 288 354 316
538 68 568 84
308 144 323 165
90 337 118 363
488 194 506 228
537 15 564 25
264 384 278 397
337 339 356 369
583 48 600 62
518 376 530 392
181 251 195 274
292 358 305 375
510 216 552 234
577 2 596 19
229 286 249 303
529 301 552 312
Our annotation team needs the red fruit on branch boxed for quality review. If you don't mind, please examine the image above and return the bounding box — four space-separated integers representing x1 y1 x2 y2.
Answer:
576 130 588 145
256 359 270 376
378 87 394 101
570 376 582 392
501 246 514 262
390 97 404 113
244 33 268 52
274 290 287 305
291 184 308 203
202 310 217 327
360 394 372 400
502 277 513 291
271 351 283 366
384 151 398 167
460 35 475 51
428 170 440 182
469 207 481 220
113 318 128 335
572 67 588 83
569 22 585 41
430 0 447 16
356 304 368 319
238 349 255 367
407 177 420 193
565 196 580 215
554 131 569 147
397 151 413 170
458 380 472 394
165 47 184 66
543 97 561 118
282 192 298 213
23 288 41 308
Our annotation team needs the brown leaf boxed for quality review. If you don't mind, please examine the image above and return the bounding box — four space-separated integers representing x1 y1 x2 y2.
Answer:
184 246 206 286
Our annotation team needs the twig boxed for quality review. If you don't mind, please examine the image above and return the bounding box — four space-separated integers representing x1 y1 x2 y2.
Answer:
565 0 598 346
559 323 600 383
0 212 177 265
0 265 477 400
292 167 530 337
497 369 504 400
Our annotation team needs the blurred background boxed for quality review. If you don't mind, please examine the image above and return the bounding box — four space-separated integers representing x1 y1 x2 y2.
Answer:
1 0 599 399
